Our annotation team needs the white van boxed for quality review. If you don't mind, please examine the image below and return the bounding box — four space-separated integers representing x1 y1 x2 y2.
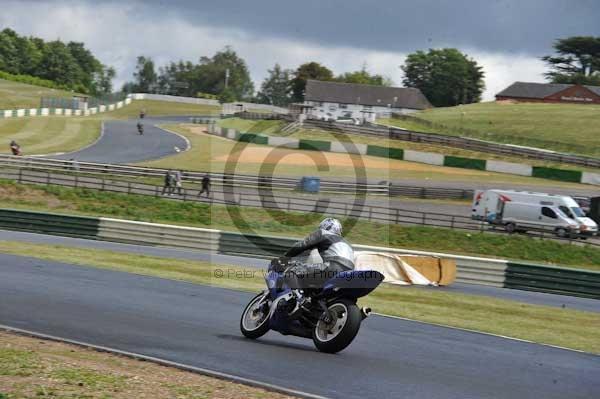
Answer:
472 189 597 238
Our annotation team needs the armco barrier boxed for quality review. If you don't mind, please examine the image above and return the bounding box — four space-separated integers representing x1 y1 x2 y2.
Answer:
505 262 600 299
0 208 598 298
0 97 132 119
443 156 487 171
3 165 600 247
531 166 583 183
0 209 101 238
211 120 600 187
307 119 600 169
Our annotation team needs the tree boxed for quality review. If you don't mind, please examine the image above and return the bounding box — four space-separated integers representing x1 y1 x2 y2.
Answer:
67 41 103 92
0 28 113 94
291 62 334 102
336 64 393 86
256 64 293 106
94 66 116 95
131 56 158 93
157 60 195 96
37 41 84 89
195 46 254 101
542 36 600 85
401 48 485 107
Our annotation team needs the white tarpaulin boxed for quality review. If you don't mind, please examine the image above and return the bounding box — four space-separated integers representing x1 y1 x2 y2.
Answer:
355 251 446 286
303 249 455 286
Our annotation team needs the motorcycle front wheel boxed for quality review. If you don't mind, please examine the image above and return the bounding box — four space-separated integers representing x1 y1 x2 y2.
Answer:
312 298 361 354
240 292 270 339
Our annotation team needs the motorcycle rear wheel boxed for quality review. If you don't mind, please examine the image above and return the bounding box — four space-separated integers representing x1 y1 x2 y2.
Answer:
312 298 361 354
240 293 270 339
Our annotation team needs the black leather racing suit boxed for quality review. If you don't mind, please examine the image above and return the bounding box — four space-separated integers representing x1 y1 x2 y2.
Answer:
283 229 355 290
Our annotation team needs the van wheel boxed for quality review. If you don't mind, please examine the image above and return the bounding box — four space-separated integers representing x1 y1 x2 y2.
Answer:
504 223 516 234
555 228 568 238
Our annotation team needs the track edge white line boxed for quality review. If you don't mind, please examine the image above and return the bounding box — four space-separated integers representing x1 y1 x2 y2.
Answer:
372 312 593 355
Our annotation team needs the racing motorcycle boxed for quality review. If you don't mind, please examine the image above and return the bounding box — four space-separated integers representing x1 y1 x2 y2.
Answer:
240 257 383 353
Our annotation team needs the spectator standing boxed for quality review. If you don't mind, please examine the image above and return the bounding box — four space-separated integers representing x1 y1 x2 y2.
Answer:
174 170 183 195
9 140 21 156
198 174 211 197
162 170 173 195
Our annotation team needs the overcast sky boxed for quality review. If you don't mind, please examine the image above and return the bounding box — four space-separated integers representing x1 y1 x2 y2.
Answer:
2 0 599 100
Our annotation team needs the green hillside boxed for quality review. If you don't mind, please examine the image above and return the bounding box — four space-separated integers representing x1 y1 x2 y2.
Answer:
0 79 80 110
385 101 600 157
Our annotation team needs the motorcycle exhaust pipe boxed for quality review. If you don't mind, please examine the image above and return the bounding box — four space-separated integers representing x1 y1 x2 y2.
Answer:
361 307 372 320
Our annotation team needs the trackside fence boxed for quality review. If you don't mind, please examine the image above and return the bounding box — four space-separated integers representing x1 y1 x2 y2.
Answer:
0 154 474 199
304 119 600 169
0 167 598 248
0 208 598 299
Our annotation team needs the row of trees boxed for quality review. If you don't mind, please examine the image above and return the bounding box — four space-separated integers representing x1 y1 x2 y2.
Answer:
122 47 254 103
255 36 600 107
1 26 597 107
123 49 394 106
0 28 114 95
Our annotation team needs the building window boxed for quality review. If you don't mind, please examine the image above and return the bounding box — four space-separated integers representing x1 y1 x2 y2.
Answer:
339 104 348 109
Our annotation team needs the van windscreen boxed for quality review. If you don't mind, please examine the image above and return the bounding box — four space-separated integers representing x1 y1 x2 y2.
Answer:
571 207 585 217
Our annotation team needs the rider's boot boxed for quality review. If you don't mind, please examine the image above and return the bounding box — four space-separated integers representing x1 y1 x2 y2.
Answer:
288 289 308 318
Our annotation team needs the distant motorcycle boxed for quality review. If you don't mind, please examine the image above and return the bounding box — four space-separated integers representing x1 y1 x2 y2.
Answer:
240 257 383 353
137 123 144 135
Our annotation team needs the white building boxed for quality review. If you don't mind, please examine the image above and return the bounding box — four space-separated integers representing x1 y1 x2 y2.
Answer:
303 80 432 123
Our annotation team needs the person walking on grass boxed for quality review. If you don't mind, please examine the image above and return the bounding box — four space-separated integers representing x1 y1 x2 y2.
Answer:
198 174 211 198
174 170 183 196
162 170 173 195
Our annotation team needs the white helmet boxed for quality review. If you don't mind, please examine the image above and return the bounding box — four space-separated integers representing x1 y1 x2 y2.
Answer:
319 218 342 236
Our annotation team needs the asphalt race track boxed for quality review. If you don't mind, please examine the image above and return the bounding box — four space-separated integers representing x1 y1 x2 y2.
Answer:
54 119 189 164
1 254 599 398
2 229 599 313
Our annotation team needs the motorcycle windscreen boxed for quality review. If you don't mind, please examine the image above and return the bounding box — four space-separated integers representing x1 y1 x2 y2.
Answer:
321 270 384 299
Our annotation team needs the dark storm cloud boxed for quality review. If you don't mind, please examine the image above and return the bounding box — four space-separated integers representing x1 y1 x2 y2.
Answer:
98 0 600 55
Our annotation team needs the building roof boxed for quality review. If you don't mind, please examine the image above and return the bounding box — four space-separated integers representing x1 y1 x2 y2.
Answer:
305 80 432 110
496 81 600 99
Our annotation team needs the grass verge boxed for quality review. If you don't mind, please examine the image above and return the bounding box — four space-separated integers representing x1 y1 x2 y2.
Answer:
413 101 600 157
141 124 593 190
1 179 600 269
0 330 293 399
0 241 598 354
0 79 81 110
222 118 600 173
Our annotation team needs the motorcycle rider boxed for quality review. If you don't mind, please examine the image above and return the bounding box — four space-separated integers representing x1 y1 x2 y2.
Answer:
282 218 354 315
137 122 144 135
